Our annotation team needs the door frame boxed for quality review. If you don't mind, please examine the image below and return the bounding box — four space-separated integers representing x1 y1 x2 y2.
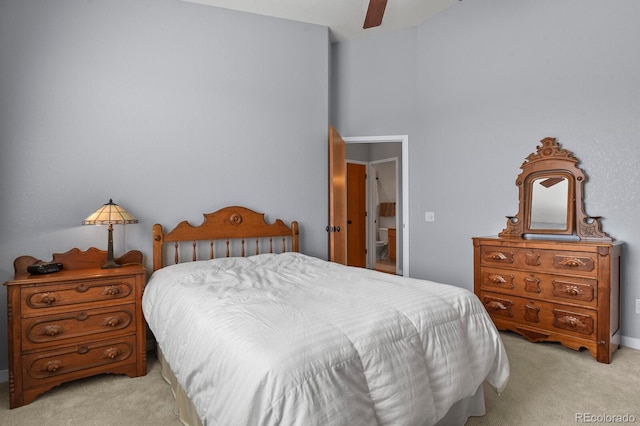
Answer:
343 135 409 276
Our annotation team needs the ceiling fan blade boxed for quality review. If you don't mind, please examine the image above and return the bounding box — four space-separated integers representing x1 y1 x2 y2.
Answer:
363 0 388 29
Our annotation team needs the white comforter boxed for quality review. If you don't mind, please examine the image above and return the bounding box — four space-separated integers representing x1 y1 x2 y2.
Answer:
143 253 509 426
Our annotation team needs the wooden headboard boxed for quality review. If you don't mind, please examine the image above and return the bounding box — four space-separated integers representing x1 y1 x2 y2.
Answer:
152 206 299 272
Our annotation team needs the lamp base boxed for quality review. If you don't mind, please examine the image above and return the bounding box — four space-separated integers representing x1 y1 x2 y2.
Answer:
102 224 121 269
101 260 122 269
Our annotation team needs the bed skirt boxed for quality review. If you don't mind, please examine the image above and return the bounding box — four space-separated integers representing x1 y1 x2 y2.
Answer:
157 347 487 426
158 347 201 426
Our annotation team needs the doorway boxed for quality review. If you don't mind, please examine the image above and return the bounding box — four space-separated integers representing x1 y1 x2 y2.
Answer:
345 157 398 273
344 135 409 276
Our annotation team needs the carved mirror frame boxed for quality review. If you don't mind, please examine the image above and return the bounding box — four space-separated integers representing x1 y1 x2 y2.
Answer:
499 137 612 241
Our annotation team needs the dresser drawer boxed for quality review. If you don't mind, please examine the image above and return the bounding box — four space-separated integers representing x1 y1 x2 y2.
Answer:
479 246 597 276
22 304 136 351
20 276 136 317
22 335 136 388
478 267 597 308
479 291 597 340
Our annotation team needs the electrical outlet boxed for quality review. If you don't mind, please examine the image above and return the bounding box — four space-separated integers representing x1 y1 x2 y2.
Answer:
425 212 435 222
636 299 640 314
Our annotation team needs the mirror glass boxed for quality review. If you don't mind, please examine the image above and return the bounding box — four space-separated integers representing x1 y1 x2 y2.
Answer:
529 176 569 230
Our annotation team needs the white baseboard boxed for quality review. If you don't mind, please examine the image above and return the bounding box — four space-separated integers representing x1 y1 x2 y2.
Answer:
621 335 640 351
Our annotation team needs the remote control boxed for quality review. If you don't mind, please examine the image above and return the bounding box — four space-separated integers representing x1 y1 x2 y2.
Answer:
27 262 64 274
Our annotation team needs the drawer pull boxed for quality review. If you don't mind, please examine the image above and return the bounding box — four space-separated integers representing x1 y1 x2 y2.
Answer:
76 312 88 321
553 256 594 271
552 280 594 302
482 297 514 318
78 345 89 354
40 293 57 305
43 360 62 373
489 252 509 261
483 273 514 289
489 275 507 284
565 286 581 296
104 347 121 359
553 310 593 335
486 301 509 311
102 286 121 296
561 258 584 268
562 316 582 328
41 325 62 337
104 316 122 327
76 283 89 292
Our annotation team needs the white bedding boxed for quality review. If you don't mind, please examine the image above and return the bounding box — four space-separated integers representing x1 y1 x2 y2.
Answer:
143 252 509 426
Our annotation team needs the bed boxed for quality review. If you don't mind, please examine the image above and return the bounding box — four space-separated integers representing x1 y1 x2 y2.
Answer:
142 206 509 426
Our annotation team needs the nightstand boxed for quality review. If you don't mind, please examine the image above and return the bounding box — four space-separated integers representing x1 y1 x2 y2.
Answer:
3 248 147 408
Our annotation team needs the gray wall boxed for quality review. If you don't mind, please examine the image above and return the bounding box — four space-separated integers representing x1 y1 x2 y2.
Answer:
332 0 640 344
0 0 330 372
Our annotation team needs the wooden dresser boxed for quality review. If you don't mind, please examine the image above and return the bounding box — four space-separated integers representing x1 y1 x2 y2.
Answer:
4 248 147 408
473 236 622 363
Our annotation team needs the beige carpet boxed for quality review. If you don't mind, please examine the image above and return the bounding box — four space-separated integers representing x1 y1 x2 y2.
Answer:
1 331 638 426
0 355 179 426
466 332 640 426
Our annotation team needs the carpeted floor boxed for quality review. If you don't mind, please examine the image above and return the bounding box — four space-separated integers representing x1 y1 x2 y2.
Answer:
1 331 638 425
0 354 179 426
466 332 640 426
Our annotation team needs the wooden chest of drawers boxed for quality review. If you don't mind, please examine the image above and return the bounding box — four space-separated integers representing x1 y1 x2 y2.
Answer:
472 236 622 363
4 248 147 408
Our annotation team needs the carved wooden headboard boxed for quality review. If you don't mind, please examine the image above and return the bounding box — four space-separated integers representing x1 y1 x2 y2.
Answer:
152 206 299 272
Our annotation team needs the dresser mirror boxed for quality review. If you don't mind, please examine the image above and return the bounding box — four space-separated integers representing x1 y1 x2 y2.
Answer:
529 174 570 231
499 137 611 241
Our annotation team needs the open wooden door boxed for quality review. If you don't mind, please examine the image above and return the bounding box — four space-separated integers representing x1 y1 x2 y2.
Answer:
328 126 347 264
347 162 366 267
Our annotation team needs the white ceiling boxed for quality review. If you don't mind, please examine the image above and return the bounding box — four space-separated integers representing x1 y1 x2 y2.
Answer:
181 0 459 42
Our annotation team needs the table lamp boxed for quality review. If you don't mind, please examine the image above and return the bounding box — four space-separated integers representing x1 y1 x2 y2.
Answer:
83 199 138 268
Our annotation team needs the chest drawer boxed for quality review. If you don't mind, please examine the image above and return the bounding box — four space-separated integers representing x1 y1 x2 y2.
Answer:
20 276 136 317
479 246 597 276
21 335 136 388
479 291 597 340
478 266 597 308
22 304 136 351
